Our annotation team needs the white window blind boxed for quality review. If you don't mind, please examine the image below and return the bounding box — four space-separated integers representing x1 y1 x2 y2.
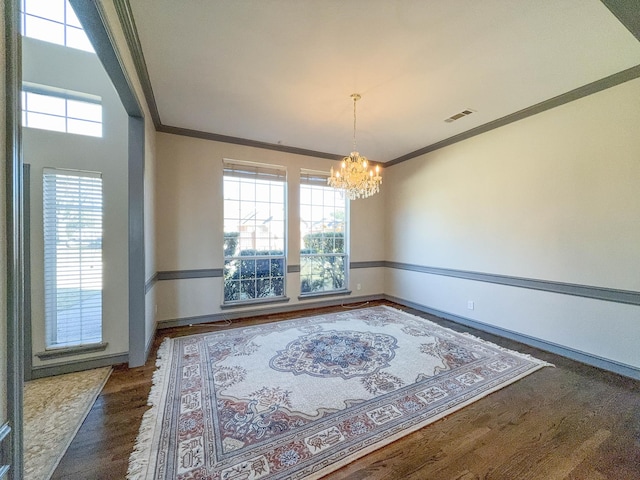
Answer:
223 159 287 182
300 169 330 186
43 168 103 348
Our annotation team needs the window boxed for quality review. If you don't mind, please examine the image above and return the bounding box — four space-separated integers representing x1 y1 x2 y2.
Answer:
300 169 348 295
43 169 103 348
22 84 103 137
223 160 287 304
21 0 95 52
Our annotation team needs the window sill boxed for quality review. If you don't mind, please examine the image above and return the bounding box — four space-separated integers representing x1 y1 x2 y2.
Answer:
298 289 352 300
36 342 108 360
221 296 290 309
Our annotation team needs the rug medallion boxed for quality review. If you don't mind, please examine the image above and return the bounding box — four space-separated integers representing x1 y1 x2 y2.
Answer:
128 306 550 479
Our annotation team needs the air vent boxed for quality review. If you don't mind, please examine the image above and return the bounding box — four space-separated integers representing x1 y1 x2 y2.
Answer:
444 109 475 123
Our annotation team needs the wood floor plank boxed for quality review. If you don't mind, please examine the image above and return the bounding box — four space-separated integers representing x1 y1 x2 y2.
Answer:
48 301 640 479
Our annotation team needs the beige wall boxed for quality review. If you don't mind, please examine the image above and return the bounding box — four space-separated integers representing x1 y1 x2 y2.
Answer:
154 133 385 322
385 77 640 369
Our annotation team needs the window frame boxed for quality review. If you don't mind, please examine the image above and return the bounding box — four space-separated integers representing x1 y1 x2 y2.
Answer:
222 159 288 306
22 82 103 137
299 169 350 297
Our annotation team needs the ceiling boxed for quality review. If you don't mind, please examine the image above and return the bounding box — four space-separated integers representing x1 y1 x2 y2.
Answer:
127 0 640 163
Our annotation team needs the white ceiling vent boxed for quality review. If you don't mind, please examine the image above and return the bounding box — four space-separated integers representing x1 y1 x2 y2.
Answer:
444 109 475 123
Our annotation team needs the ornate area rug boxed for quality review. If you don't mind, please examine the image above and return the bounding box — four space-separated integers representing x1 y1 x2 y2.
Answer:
24 366 112 480
128 306 550 479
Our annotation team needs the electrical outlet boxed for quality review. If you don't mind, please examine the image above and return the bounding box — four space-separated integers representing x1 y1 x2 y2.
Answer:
357 283 362 291
467 300 474 310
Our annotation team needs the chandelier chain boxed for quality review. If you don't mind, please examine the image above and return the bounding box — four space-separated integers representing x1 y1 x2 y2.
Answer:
352 94 357 152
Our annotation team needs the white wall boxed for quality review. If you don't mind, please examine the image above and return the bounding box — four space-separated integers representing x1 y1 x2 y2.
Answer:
22 38 130 366
385 78 640 370
98 0 159 353
154 133 385 322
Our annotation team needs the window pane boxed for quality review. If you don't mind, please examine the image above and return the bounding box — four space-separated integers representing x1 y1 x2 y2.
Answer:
224 178 240 200
27 92 66 115
65 1 82 27
240 201 255 222
67 118 102 137
25 112 66 132
242 183 256 202
223 200 240 222
66 26 95 52
255 182 271 202
24 15 65 45
254 201 271 222
24 0 65 23
67 99 101 122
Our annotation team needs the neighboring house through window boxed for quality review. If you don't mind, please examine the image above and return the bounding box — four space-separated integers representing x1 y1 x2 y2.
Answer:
223 160 287 304
43 168 103 348
300 169 348 295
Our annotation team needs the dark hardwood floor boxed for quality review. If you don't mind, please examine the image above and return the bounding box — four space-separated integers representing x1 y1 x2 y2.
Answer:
51 300 640 479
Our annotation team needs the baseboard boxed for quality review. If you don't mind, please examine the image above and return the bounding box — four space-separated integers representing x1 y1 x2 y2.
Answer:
384 294 640 381
157 294 385 329
30 353 129 379
144 323 157 363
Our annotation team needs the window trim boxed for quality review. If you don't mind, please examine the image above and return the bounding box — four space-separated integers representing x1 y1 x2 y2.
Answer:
43 167 104 349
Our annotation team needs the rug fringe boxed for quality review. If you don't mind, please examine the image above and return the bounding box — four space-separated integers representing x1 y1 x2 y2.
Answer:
126 337 172 480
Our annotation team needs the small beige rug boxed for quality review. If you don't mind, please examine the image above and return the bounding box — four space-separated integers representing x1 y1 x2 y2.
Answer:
24 367 112 480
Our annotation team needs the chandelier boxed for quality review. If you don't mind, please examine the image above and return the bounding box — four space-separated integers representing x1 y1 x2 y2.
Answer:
328 93 382 200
